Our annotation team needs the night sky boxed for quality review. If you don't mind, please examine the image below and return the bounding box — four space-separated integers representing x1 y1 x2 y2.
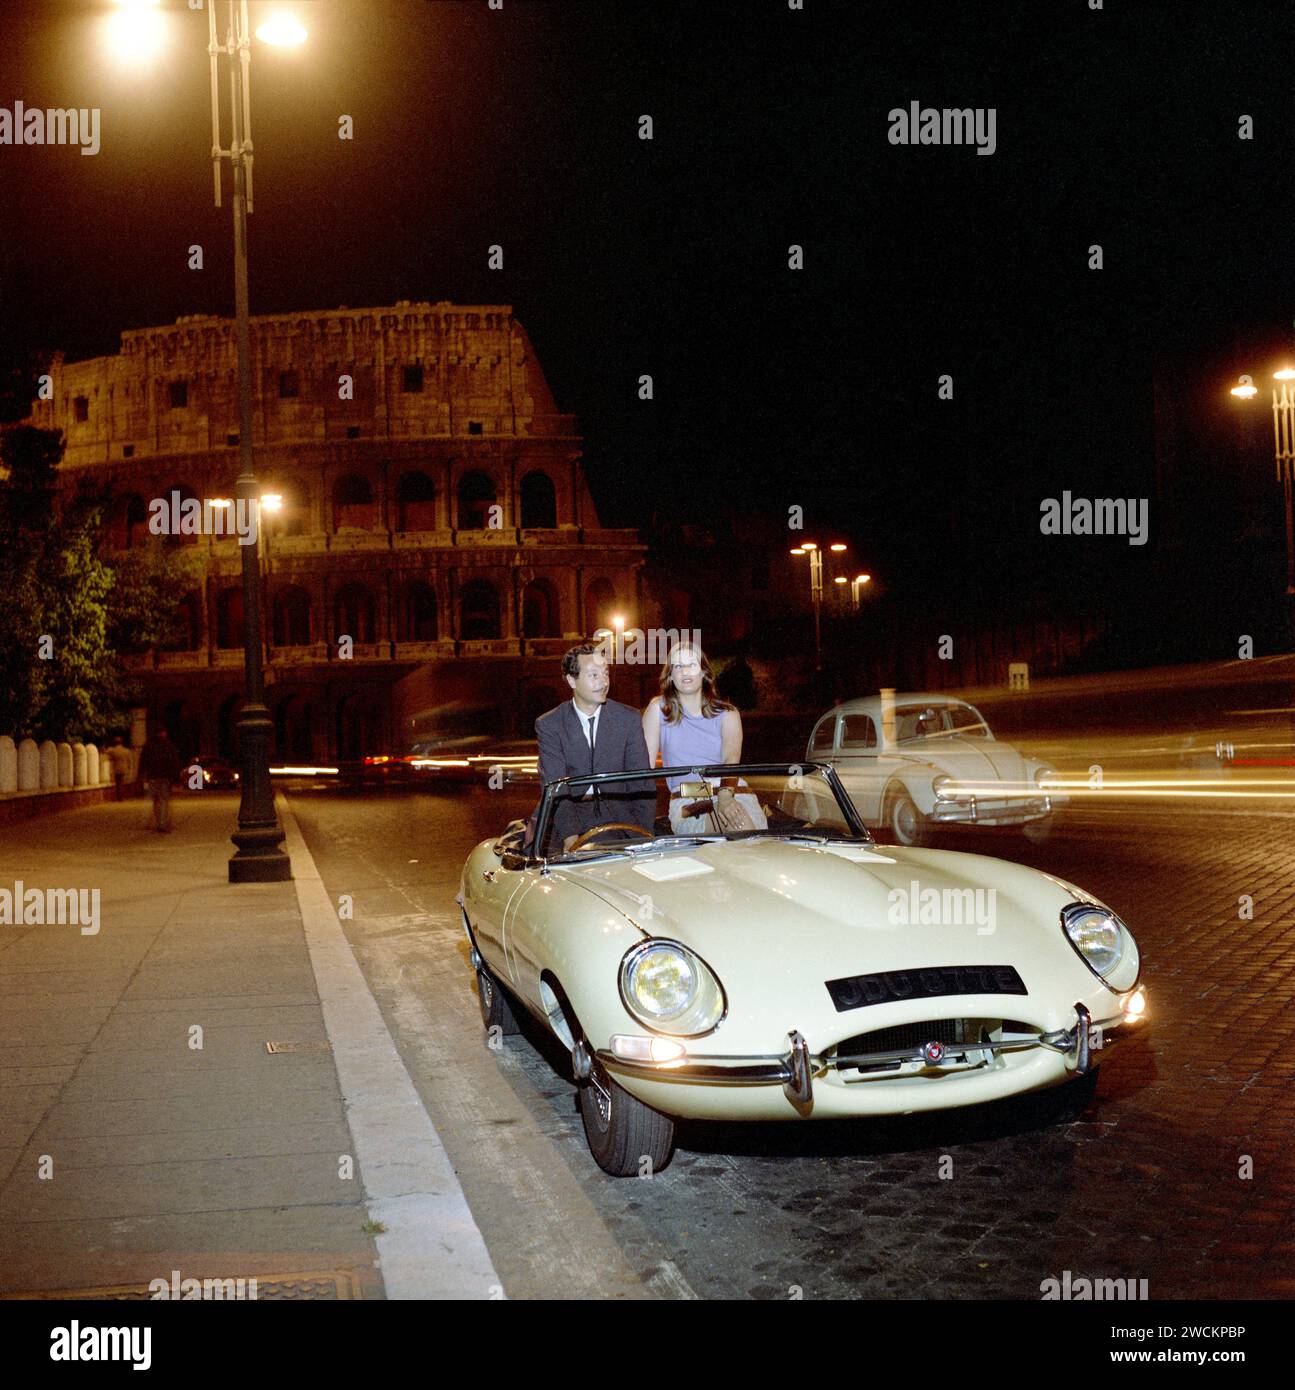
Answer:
5 0 1295 615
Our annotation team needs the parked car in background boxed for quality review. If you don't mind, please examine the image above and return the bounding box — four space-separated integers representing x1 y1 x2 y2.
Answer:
186 754 240 789
809 695 1062 847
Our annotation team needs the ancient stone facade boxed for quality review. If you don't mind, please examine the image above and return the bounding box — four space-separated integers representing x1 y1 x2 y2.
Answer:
25 301 646 759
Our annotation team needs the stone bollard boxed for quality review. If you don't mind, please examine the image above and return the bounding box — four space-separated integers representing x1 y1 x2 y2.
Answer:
18 739 39 791
72 742 88 787
86 743 100 786
56 742 74 789
0 736 16 795
38 740 58 789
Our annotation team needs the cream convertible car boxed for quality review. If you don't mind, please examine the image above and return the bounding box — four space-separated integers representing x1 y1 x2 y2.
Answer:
458 763 1148 1176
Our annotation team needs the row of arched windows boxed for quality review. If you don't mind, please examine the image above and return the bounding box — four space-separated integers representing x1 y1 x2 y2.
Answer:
162 575 616 649
112 469 559 548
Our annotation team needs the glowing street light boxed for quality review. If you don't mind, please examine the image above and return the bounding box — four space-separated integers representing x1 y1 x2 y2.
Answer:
1229 367 1295 596
255 14 308 47
790 541 848 670
104 0 166 65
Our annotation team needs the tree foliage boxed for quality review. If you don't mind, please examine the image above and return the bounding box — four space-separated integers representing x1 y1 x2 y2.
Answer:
0 426 196 740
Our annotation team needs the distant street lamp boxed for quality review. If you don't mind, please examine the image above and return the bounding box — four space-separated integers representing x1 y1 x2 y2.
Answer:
790 541 847 670
1231 368 1295 597
850 573 872 611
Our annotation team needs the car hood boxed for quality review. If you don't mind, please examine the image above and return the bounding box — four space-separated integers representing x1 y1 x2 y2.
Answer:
564 838 1103 1045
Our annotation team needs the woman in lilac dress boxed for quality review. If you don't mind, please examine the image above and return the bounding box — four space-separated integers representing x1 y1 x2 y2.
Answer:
642 642 766 833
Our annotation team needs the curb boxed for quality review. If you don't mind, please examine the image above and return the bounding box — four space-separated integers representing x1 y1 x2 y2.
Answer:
277 793 503 1299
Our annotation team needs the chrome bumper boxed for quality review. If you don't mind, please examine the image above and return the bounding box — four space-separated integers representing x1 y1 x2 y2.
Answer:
596 1002 1140 1106
929 793 1053 825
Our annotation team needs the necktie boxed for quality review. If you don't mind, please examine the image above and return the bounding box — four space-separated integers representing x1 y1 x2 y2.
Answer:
587 714 597 772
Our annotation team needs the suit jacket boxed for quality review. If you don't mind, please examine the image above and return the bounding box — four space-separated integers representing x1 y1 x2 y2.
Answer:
533 698 656 851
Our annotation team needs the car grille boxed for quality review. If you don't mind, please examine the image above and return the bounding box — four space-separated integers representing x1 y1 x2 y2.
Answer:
836 1018 978 1055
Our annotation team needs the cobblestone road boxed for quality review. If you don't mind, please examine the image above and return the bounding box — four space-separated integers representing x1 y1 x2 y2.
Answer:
287 783 1295 1300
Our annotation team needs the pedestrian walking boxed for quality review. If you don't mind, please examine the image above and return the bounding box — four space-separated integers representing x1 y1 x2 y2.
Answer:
103 736 133 801
138 729 182 832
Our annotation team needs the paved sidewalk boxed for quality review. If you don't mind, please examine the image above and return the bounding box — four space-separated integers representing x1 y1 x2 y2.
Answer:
0 792 492 1299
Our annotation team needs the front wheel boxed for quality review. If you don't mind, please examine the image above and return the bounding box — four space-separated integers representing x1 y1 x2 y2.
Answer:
884 787 932 847
578 1055 675 1177
477 966 519 1036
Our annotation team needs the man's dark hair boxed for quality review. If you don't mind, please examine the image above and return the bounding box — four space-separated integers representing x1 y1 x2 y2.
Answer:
562 642 602 679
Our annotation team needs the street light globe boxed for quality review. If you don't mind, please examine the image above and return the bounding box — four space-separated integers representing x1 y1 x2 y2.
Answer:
790 547 806 555
1231 379 1258 398
856 574 871 584
802 541 818 550
104 0 166 64
1275 368 1295 381
255 14 308 46
260 494 284 512
833 576 847 584
829 543 847 552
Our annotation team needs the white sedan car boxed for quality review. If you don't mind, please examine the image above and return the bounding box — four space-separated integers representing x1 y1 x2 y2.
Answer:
458 762 1145 1176
809 694 1062 847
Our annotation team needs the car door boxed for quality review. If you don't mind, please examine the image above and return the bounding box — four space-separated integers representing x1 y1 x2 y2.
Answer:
467 845 531 984
830 712 887 823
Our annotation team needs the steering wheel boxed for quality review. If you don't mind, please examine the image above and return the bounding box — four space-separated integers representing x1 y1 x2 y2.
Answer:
567 823 655 852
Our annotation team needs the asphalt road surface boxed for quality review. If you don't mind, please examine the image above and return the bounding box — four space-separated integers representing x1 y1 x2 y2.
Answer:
285 781 1295 1301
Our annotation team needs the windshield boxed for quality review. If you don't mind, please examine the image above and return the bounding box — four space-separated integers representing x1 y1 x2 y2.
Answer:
533 763 869 860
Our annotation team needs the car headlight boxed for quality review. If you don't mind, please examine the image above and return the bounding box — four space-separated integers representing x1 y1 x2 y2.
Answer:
1060 903 1140 992
619 939 726 1037
933 775 952 798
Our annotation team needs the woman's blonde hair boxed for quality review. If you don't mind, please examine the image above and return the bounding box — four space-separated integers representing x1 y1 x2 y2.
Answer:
658 643 734 724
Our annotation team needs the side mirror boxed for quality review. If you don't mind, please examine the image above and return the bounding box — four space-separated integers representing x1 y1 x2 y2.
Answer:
500 850 528 871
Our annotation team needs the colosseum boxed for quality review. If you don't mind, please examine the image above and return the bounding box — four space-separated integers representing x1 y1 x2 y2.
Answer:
24 300 647 761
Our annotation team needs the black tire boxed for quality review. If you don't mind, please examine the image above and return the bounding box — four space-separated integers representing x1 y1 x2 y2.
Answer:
885 786 931 847
578 1054 676 1177
477 966 519 1036
1022 814 1054 844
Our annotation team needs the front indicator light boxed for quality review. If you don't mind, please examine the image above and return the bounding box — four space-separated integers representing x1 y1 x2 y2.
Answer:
610 1034 687 1065
1123 988 1147 1021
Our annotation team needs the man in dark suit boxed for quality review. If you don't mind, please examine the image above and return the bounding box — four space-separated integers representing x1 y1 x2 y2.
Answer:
531 643 656 853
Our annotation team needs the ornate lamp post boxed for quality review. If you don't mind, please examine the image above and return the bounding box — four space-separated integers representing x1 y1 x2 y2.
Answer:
206 1 305 881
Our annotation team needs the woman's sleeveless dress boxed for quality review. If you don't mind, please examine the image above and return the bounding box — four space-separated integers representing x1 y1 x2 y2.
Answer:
659 708 766 833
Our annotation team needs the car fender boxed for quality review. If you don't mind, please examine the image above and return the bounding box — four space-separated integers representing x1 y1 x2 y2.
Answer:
887 769 940 815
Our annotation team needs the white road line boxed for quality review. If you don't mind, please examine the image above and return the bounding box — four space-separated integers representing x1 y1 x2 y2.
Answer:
278 794 502 1299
